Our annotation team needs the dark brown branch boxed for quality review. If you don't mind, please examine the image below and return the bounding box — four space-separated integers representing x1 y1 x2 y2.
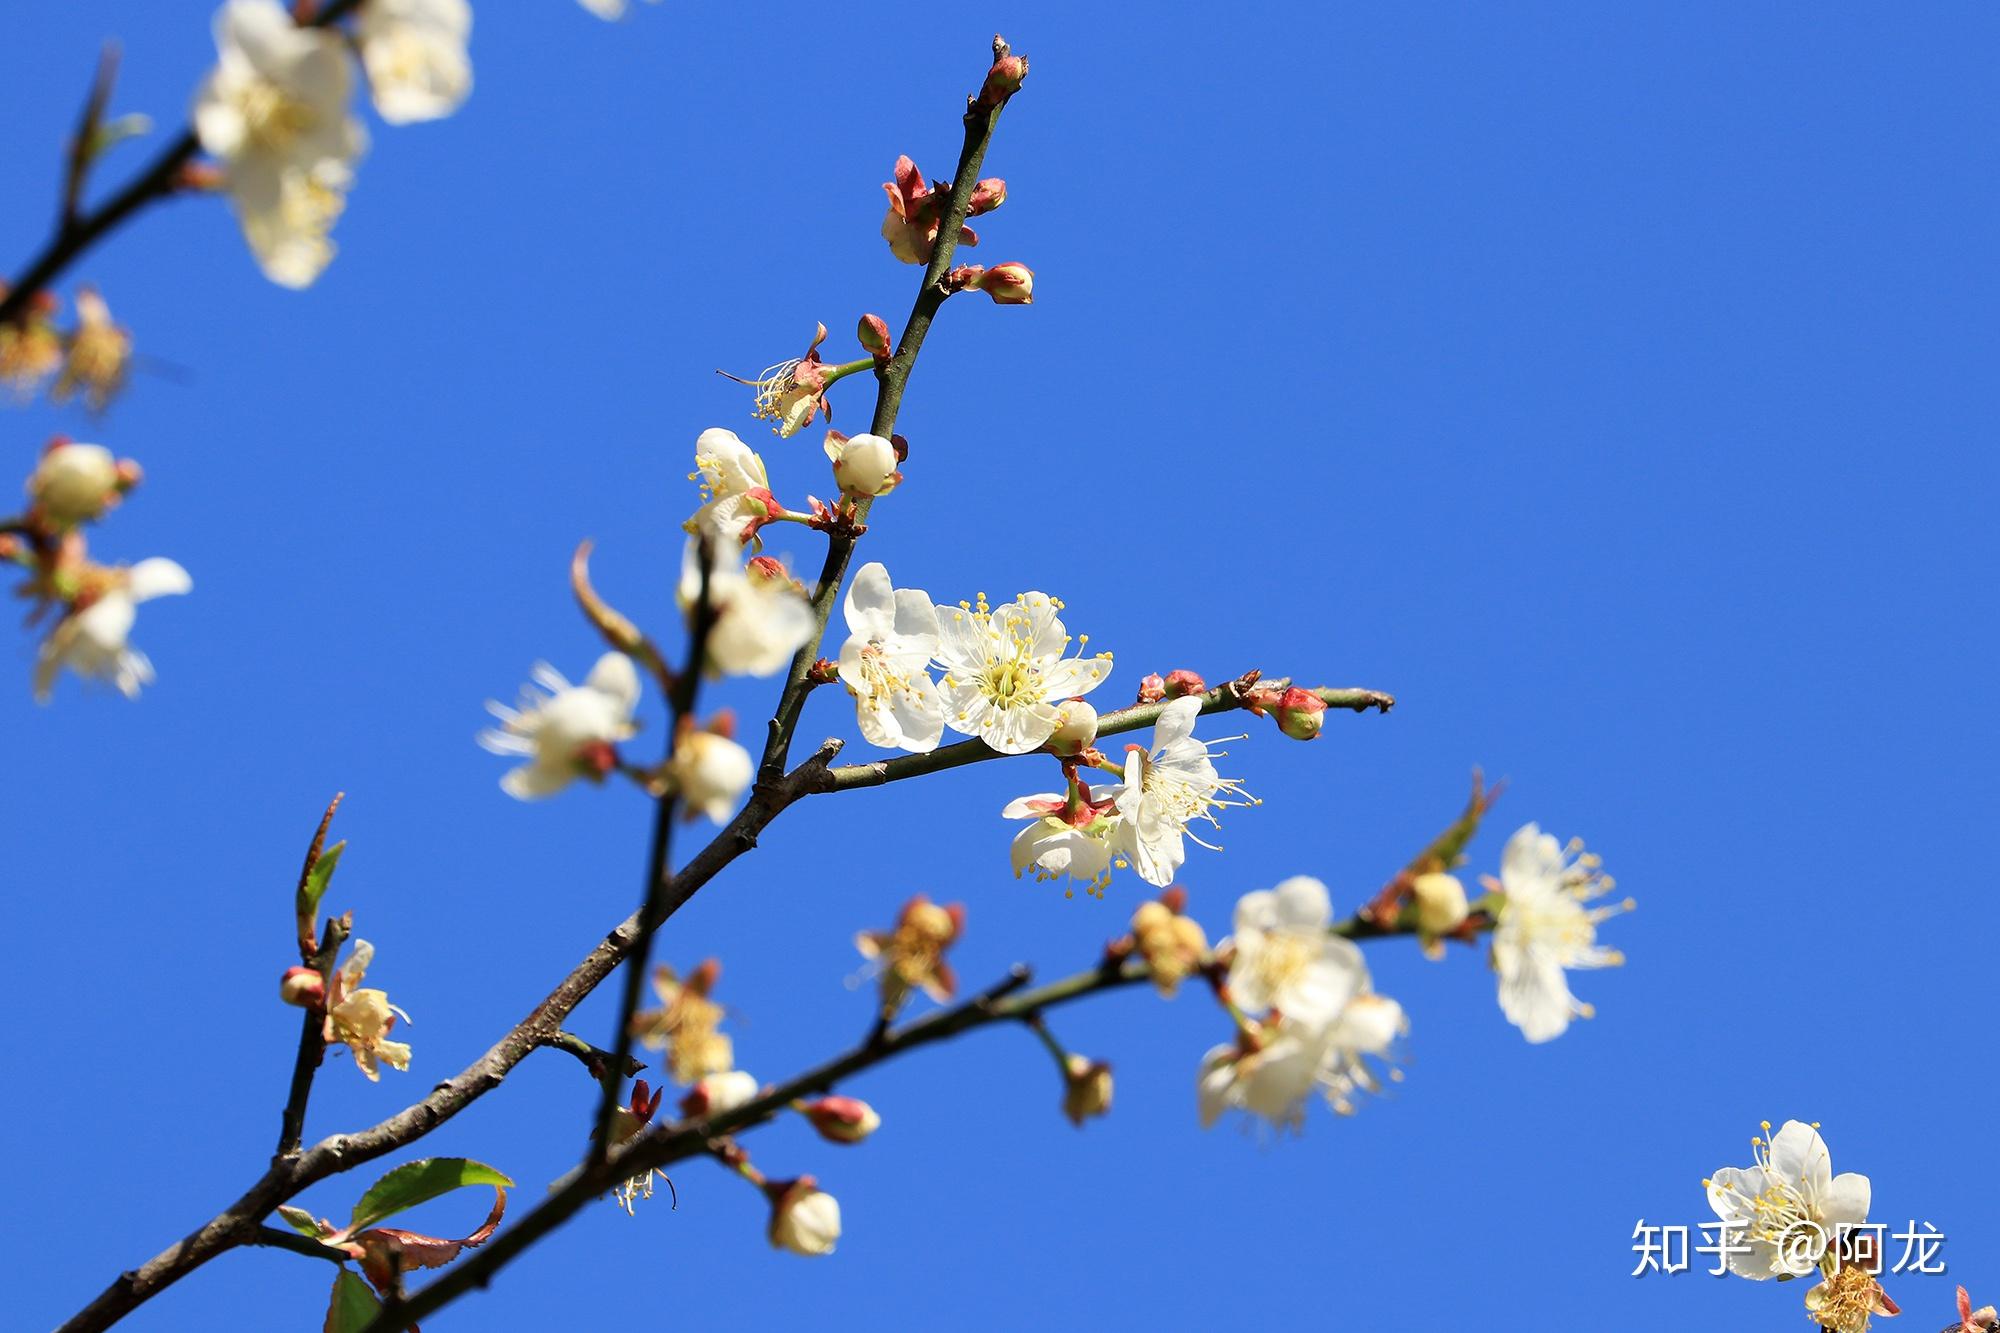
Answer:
538 1030 645 1081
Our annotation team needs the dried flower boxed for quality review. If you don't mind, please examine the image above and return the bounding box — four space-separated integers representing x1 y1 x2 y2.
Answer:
324 939 412 1081
631 960 732 1084
855 894 963 1008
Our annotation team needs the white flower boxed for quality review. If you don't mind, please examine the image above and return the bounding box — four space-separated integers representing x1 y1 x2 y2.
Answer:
679 544 814 678
768 1182 841 1256
34 559 193 702
1197 1020 1327 1133
355 0 472 125
825 432 899 499
1706 1120 1871 1281
1108 696 1255 887
193 0 367 288
933 591 1112 754
686 428 775 550
1316 992 1406 1115
667 727 753 823
836 562 943 752
27 442 121 526
478 652 639 799
686 1069 759 1116
1001 791 1116 894
1488 822 1629 1043
1224 876 1368 1024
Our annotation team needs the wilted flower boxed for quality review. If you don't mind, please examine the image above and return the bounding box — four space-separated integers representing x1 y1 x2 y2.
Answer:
355 0 472 125
825 431 901 499
934 591 1112 754
767 1177 840 1256
52 289 132 412
26 441 131 527
1953 1287 1999 1333
798 1095 880 1145
1060 1054 1113 1127
1705 1120 1870 1281
0 292 63 398
631 960 732 1084
1130 889 1208 996
666 715 753 823
855 894 963 1008
837 562 944 753
679 1069 759 1119
477 653 639 800
1487 823 1629 1043
33 557 193 703
608 1079 668 1214
324 939 411 1081
680 544 815 678
192 0 368 288
721 324 855 438
1805 1262 1900 1333
1109 696 1256 887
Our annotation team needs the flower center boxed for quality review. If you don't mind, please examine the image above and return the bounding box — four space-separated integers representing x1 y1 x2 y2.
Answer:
237 81 318 153
1252 931 1315 999
978 656 1038 706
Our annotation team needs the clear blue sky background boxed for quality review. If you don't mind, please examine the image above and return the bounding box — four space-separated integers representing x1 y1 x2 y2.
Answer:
4 4 1996 1330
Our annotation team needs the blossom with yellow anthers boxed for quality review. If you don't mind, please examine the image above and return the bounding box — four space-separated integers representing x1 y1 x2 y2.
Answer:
1805 1263 1900 1333
630 960 732 1085
1704 1119 1871 1282
934 590 1112 755
1487 822 1631 1043
1109 695 1257 887
854 894 963 1009
324 939 412 1082
51 289 131 413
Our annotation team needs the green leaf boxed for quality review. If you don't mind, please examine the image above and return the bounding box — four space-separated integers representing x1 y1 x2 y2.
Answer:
297 840 346 933
323 1270 380 1333
349 1158 514 1234
277 1205 329 1240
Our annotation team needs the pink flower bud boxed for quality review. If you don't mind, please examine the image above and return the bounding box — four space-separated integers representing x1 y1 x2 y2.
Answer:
975 262 1034 305
856 313 891 359
980 50 1029 106
1136 673 1167 703
679 1069 759 1119
967 178 1007 215
279 966 324 1008
1274 686 1326 740
1163 669 1206 699
800 1095 881 1144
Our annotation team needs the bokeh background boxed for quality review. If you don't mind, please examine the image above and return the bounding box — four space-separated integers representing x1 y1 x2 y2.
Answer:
5 3 1996 1329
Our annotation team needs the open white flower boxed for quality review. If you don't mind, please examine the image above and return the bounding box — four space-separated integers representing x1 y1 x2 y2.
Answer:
1488 822 1629 1043
355 0 472 125
34 559 193 702
324 939 412 1082
478 653 639 799
680 544 815 677
1197 1020 1328 1133
1001 789 1117 894
193 0 367 288
1706 1120 1871 1281
686 428 776 550
1316 992 1406 1115
933 591 1112 754
1225 876 1368 1024
836 562 943 752
1109 696 1255 886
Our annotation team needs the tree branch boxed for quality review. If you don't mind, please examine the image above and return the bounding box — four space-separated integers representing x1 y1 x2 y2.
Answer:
273 913 350 1162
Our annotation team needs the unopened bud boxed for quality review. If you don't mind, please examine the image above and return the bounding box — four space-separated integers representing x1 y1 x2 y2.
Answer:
826 431 900 499
279 966 324 1008
1411 872 1469 941
976 262 1034 305
1061 1054 1113 1126
967 178 1007 215
1163 669 1206 699
28 441 124 526
1047 699 1098 756
680 1068 759 1119
856 313 891 359
799 1095 881 1144
767 1177 841 1256
1130 894 1208 996
1274 686 1326 741
979 45 1029 106
1136 673 1167 703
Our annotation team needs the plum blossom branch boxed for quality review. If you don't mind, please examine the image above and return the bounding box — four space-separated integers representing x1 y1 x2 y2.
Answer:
0 0 366 329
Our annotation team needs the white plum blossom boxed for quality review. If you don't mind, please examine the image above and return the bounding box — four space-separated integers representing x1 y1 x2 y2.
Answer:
1225 876 1368 1024
1316 992 1406 1116
933 590 1112 754
825 432 899 499
1488 822 1629 1043
680 544 815 678
192 0 367 288
768 1181 841 1256
1706 1120 1871 1281
667 726 753 823
1108 695 1255 887
836 562 944 752
684 1068 759 1117
1197 1020 1327 1133
686 428 776 550
478 652 639 799
1001 789 1116 894
34 558 193 702
355 0 473 125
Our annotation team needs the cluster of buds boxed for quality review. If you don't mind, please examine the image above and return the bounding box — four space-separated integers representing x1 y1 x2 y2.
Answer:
1136 668 1206 703
1125 887 1210 996
0 286 131 410
6 438 191 703
855 893 965 1013
944 261 1034 305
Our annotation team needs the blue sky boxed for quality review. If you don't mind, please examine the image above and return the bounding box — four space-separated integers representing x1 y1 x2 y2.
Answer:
5 3 1997 1330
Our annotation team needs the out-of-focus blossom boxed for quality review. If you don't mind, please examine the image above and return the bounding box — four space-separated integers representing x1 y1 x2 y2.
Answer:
477 653 639 799
631 959 731 1084
33 557 192 702
52 289 132 412
356 0 473 125
680 544 815 678
1488 823 1629 1043
855 894 963 1008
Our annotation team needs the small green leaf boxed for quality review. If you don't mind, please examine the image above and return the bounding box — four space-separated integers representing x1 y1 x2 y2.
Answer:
324 1270 380 1333
298 840 346 932
350 1158 513 1234
85 113 152 161
277 1205 329 1240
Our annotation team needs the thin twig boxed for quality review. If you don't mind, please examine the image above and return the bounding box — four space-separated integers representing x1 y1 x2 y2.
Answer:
247 1226 350 1266
61 44 121 233
273 914 350 1162
538 1030 645 1081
